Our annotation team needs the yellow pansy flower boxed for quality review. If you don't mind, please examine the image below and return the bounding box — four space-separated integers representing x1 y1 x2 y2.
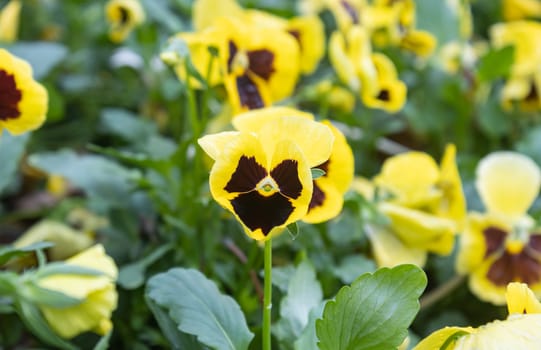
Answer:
199 107 334 240
361 53 407 113
105 0 145 43
326 0 367 33
364 145 465 267
0 49 48 135
0 0 21 43
304 121 354 223
313 80 356 113
503 0 541 21
414 283 541 350
37 245 118 339
500 71 541 111
399 30 437 58
218 18 300 112
457 151 541 305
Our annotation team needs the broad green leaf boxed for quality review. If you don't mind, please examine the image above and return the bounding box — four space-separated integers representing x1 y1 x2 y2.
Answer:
8 42 68 79
316 264 427 350
275 261 323 350
476 46 515 82
99 108 157 144
118 244 173 290
16 300 77 350
146 268 254 350
28 149 141 208
146 294 206 350
272 265 296 293
0 131 29 196
332 255 376 284
0 242 54 266
294 302 326 350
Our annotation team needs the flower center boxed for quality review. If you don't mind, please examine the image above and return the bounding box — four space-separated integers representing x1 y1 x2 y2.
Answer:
0 69 22 121
256 177 279 197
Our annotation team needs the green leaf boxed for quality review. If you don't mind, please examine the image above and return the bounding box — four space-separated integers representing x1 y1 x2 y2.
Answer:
146 268 254 350
28 149 141 208
316 265 427 350
477 46 515 82
34 263 105 279
0 242 54 266
516 125 541 166
16 300 77 350
93 331 112 350
286 222 299 240
19 283 82 308
99 108 157 144
294 302 326 350
275 261 323 350
0 131 29 196
332 255 376 285
311 168 326 180
8 42 68 79
118 244 173 290
145 294 206 350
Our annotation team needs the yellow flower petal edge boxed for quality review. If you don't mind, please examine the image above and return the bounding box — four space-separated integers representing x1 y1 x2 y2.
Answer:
438 144 466 226
507 282 541 314
0 0 22 43
475 151 541 219
192 0 243 31
37 245 118 339
413 326 475 350
0 49 48 135
365 224 427 267
232 106 314 131
198 131 241 161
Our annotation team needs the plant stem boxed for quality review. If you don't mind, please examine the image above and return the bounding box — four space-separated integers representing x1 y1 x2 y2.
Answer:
263 238 272 350
419 274 465 310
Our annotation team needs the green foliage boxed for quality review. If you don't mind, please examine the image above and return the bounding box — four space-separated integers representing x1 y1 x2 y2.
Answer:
0 131 29 196
146 268 254 350
316 265 427 350
477 46 515 82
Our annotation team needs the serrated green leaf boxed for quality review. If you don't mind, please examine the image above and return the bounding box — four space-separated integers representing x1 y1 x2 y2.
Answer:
275 261 323 350
316 264 427 350
0 242 54 266
146 268 254 350
311 168 326 179
0 131 29 196
146 294 206 350
477 46 515 82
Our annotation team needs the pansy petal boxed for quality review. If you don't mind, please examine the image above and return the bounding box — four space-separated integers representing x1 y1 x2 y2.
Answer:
413 326 474 350
506 282 541 315
287 16 325 74
257 116 334 168
438 144 466 225
476 151 541 218
232 106 313 132
375 151 440 206
329 30 361 91
320 120 354 193
365 224 427 267
198 131 241 161
400 29 437 58
379 202 456 255
105 0 145 43
192 0 243 31
303 177 343 223
0 0 21 43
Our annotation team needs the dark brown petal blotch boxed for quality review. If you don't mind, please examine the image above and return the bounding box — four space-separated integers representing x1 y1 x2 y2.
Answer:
236 75 265 109
247 50 275 81
0 70 22 121
224 155 267 193
483 226 507 258
270 159 302 199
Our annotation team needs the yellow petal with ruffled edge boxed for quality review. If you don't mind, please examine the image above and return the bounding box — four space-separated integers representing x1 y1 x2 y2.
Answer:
303 176 343 224
0 0 21 43
503 0 541 21
37 245 118 339
0 49 48 135
400 30 437 58
105 0 145 43
198 131 241 161
233 106 314 131
375 151 440 207
379 202 456 255
365 224 427 267
327 0 366 33
192 0 243 31
507 282 541 314
438 144 466 226
476 151 541 219
413 326 475 350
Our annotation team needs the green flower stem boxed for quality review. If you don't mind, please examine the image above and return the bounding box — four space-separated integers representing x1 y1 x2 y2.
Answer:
419 274 465 310
263 238 272 350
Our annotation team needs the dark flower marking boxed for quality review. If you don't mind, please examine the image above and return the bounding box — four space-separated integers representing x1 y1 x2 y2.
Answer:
227 41 238 73
528 234 541 254
483 226 507 258
0 70 22 121
287 30 302 50
308 182 325 210
225 156 267 193
119 7 130 24
487 250 541 286
340 1 359 24
247 50 275 81
230 191 294 235
236 75 264 109
377 89 391 102
270 160 302 199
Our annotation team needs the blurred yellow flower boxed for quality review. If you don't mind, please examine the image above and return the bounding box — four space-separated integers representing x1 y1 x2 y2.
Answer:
37 245 118 339
192 0 243 31
326 0 367 33
0 49 48 135
198 107 334 240
304 121 354 223
105 0 145 43
414 283 541 349
364 145 465 267
313 80 356 113
0 0 21 43
399 30 437 58
503 0 541 21
457 151 541 305
500 70 541 111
